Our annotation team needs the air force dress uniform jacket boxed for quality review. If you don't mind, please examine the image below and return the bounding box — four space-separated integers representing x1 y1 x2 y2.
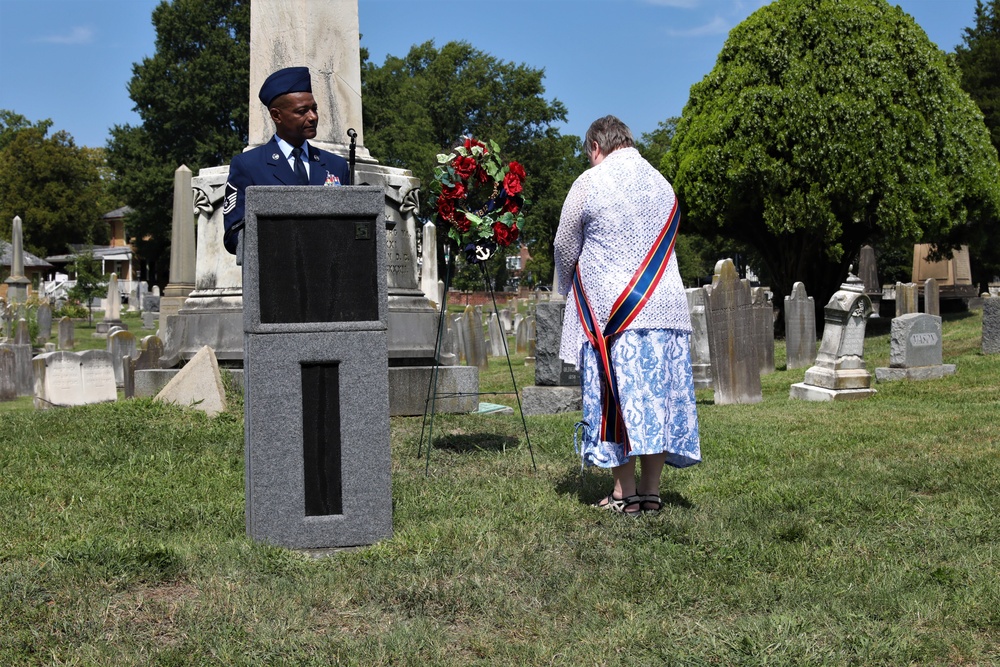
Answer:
222 137 351 255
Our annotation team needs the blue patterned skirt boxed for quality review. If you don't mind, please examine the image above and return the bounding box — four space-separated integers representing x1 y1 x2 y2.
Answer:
579 329 701 469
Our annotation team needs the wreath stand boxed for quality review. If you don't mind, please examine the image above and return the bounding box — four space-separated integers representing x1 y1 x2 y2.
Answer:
418 250 536 474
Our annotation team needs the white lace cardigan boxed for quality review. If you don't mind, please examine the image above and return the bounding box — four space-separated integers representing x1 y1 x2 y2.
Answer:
554 147 692 367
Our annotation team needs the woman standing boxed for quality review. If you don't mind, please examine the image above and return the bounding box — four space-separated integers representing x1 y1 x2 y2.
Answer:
555 115 701 515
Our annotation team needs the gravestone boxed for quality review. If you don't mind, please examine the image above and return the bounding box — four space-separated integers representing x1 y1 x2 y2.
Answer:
11 320 33 396
33 350 117 409
242 185 392 550
685 288 713 389
521 298 581 415
0 346 15 401
752 287 775 375
4 216 31 303
790 272 876 401
143 295 161 312
452 314 467 364
155 345 226 415
97 273 126 335
895 282 919 317
36 303 53 343
875 313 955 381
514 315 531 353
465 306 488 370
705 259 761 405
982 298 1000 355
142 311 158 329
487 312 507 357
923 278 940 317
58 316 74 350
124 335 165 399
108 329 138 387
858 245 881 316
784 282 817 369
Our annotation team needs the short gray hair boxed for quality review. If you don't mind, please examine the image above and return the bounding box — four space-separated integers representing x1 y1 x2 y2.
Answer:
585 115 634 155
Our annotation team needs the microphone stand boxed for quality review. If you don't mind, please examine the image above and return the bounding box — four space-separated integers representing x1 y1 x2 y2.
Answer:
347 128 357 185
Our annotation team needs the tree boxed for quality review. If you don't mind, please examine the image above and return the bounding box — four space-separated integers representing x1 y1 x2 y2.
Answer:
0 114 107 256
66 245 107 326
361 40 576 284
106 0 249 288
955 0 1000 290
663 0 1000 313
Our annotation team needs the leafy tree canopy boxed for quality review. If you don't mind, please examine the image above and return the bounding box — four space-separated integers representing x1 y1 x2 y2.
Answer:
955 0 1000 288
0 112 107 256
663 0 1000 308
361 40 579 285
106 0 249 287
66 245 108 326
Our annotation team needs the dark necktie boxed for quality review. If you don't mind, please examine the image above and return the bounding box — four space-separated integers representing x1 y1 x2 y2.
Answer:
290 146 309 185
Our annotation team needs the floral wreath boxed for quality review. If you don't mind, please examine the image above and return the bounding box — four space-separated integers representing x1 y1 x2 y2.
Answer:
427 137 527 263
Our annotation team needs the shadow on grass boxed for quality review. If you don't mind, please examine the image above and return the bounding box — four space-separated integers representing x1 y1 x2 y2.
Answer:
553 467 695 509
429 433 519 453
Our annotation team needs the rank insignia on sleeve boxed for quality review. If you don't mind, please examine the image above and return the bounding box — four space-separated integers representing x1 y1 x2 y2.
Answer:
223 181 238 214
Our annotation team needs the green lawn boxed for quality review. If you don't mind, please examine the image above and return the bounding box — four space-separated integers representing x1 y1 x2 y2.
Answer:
1 310 997 665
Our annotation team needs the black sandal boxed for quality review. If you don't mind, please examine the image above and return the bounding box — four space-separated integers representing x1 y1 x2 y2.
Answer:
593 493 642 516
639 494 663 514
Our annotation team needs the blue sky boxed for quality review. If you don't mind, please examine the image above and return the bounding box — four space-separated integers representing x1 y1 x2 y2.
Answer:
0 0 980 149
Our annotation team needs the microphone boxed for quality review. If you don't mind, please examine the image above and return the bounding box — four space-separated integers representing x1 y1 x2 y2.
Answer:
347 128 357 185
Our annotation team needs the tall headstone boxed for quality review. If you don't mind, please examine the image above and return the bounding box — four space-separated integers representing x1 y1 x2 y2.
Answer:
33 304 52 345
0 346 15 401
858 245 881 316
520 295 582 415
420 221 439 306
97 273 125 335
33 350 117 409
107 329 138 387
465 306 488 370
752 287 775 375
486 312 506 357
895 282 919 317
3 216 31 303
982 297 1000 355
57 316 74 350
875 313 955 381
784 282 817 370
923 278 940 317
705 259 761 405
685 287 712 389
11 319 33 396
790 272 876 401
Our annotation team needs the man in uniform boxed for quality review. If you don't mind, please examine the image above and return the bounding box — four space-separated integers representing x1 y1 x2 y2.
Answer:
222 66 351 257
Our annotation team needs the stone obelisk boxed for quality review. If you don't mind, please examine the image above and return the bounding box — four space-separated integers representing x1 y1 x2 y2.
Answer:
4 216 31 303
160 165 196 337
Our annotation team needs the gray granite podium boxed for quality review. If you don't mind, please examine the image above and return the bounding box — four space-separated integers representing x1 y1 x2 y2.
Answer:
242 185 391 549
790 272 876 401
875 313 955 382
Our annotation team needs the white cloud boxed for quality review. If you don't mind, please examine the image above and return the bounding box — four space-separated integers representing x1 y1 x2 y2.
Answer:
35 26 95 45
667 15 731 36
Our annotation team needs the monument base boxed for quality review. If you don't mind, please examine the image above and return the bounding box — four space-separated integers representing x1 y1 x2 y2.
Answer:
802 365 873 390
388 365 478 416
874 364 956 382
160 295 244 367
520 385 581 416
789 383 877 401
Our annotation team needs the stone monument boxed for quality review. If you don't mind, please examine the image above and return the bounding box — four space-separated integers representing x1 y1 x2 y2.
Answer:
152 0 466 417
96 273 125 335
784 282 816 370
705 259 761 405
685 287 712 389
520 296 582 416
857 245 881 316
982 297 1000 355
33 350 117 409
874 313 955 382
790 271 876 401
3 216 31 303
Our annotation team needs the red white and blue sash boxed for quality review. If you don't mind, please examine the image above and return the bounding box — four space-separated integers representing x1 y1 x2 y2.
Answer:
572 200 681 455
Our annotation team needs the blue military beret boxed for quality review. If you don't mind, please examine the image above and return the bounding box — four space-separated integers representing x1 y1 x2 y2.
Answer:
258 66 312 107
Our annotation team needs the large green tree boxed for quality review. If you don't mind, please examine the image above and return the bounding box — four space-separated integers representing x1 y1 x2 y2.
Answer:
0 112 107 256
955 0 1000 290
361 40 578 286
106 0 249 288
663 0 1000 311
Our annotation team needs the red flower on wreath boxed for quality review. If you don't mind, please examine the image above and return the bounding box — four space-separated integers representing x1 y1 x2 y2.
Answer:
502 161 525 196
453 211 471 233
453 155 477 180
492 220 519 247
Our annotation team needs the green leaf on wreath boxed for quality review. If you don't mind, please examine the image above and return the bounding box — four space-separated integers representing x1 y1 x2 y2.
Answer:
465 211 483 224
436 153 453 164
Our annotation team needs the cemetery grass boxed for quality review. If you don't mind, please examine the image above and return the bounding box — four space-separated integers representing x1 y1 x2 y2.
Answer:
1 312 998 665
